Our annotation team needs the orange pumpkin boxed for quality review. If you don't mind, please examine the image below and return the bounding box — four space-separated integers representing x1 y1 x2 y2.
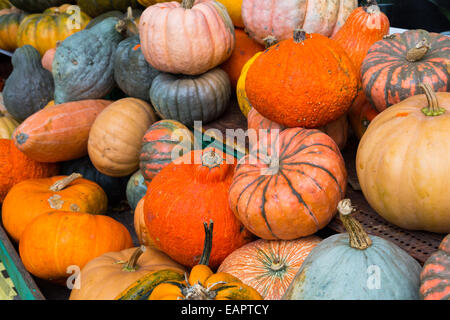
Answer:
19 211 133 282
144 147 253 269
13 99 112 163
218 237 321 300
2 173 108 243
220 28 264 89
139 0 235 75
134 198 155 248
229 128 347 240
245 29 358 128
0 139 59 202
348 90 380 140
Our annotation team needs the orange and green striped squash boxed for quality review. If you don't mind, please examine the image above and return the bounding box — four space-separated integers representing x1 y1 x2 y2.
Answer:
0 12 26 51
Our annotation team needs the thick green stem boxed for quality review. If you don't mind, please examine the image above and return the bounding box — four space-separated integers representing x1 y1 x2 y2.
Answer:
199 220 214 266
338 199 372 250
420 83 445 116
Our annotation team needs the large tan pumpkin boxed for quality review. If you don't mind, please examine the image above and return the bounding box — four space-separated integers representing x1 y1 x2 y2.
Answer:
357 84 450 233
88 98 158 177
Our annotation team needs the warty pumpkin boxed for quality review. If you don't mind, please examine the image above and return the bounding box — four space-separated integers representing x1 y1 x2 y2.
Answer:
245 29 358 128
88 98 158 177
13 99 112 163
0 111 19 139
9 0 74 12
126 170 147 210
122 221 262 300
76 0 141 17
2 173 108 243
144 148 253 269
420 234 450 300
229 127 347 240
69 245 186 300
52 17 127 104
2 45 54 122
0 12 26 52
361 29 450 112
242 0 357 45
150 68 231 127
19 210 133 282
283 199 422 300
17 5 91 56
0 139 59 202
140 120 194 183
139 0 235 75
356 84 450 233
220 28 264 89
218 237 321 300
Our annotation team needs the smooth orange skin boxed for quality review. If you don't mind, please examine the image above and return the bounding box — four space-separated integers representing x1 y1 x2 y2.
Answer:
144 148 253 269
13 99 113 163
229 128 347 240
134 198 156 248
348 90 379 140
19 211 133 282
41 47 56 72
0 139 59 202
2 175 108 243
246 32 358 128
220 28 264 89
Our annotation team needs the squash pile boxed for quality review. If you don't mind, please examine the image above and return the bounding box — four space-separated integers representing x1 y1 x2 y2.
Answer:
0 0 448 301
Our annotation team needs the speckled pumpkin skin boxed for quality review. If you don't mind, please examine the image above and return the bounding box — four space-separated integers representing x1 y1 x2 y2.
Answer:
283 234 422 300
52 17 125 104
10 0 73 12
150 68 231 127
420 234 450 300
126 170 147 210
3 45 54 122
114 36 160 101
245 32 358 128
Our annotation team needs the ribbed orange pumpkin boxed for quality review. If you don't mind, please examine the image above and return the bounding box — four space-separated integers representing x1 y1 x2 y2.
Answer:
218 237 321 300
144 148 253 269
220 28 264 89
0 139 59 202
246 29 358 128
139 0 235 75
19 211 133 282
13 99 112 163
134 198 155 248
2 173 108 243
229 128 347 240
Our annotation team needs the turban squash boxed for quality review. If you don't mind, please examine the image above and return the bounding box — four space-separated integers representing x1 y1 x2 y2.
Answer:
229 127 347 240
245 29 358 128
356 84 450 233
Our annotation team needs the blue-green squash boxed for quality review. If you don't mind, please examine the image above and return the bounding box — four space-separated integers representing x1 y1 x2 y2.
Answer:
126 170 147 210
76 0 141 18
60 156 129 204
9 0 74 12
283 199 422 300
149 68 231 127
114 35 159 102
52 17 127 104
3 45 54 122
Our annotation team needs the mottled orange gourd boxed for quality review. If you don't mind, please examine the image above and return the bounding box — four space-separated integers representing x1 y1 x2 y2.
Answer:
218 237 322 300
245 30 358 128
220 28 264 89
0 139 59 202
144 147 253 269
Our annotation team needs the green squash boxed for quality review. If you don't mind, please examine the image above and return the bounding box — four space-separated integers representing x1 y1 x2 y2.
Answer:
149 68 231 127
114 35 160 101
126 170 147 210
283 199 422 300
52 17 127 104
3 45 54 122
76 0 141 18
9 0 75 12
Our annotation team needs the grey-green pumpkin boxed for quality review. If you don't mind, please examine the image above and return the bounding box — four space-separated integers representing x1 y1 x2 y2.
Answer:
126 170 147 210
9 0 74 12
149 68 231 127
282 199 422 300
3 45 54 122
114 35 159 101
52 17 127 104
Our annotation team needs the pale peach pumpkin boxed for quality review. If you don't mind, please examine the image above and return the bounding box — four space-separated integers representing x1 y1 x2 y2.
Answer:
139 0 235 75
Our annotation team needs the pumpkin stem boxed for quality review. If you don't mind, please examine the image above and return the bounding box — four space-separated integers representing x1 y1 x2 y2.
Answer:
293 29 307 43
420 83 445 116
199 220 213 266
202 149 222 169
363 0 378 10
122 246 146 272
406 38 430 62
270 259 285 272
49 173 82 192
338 199 372 250
181 0 195 9
126 6 133 20
263 35 278 49
115 19 128 36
